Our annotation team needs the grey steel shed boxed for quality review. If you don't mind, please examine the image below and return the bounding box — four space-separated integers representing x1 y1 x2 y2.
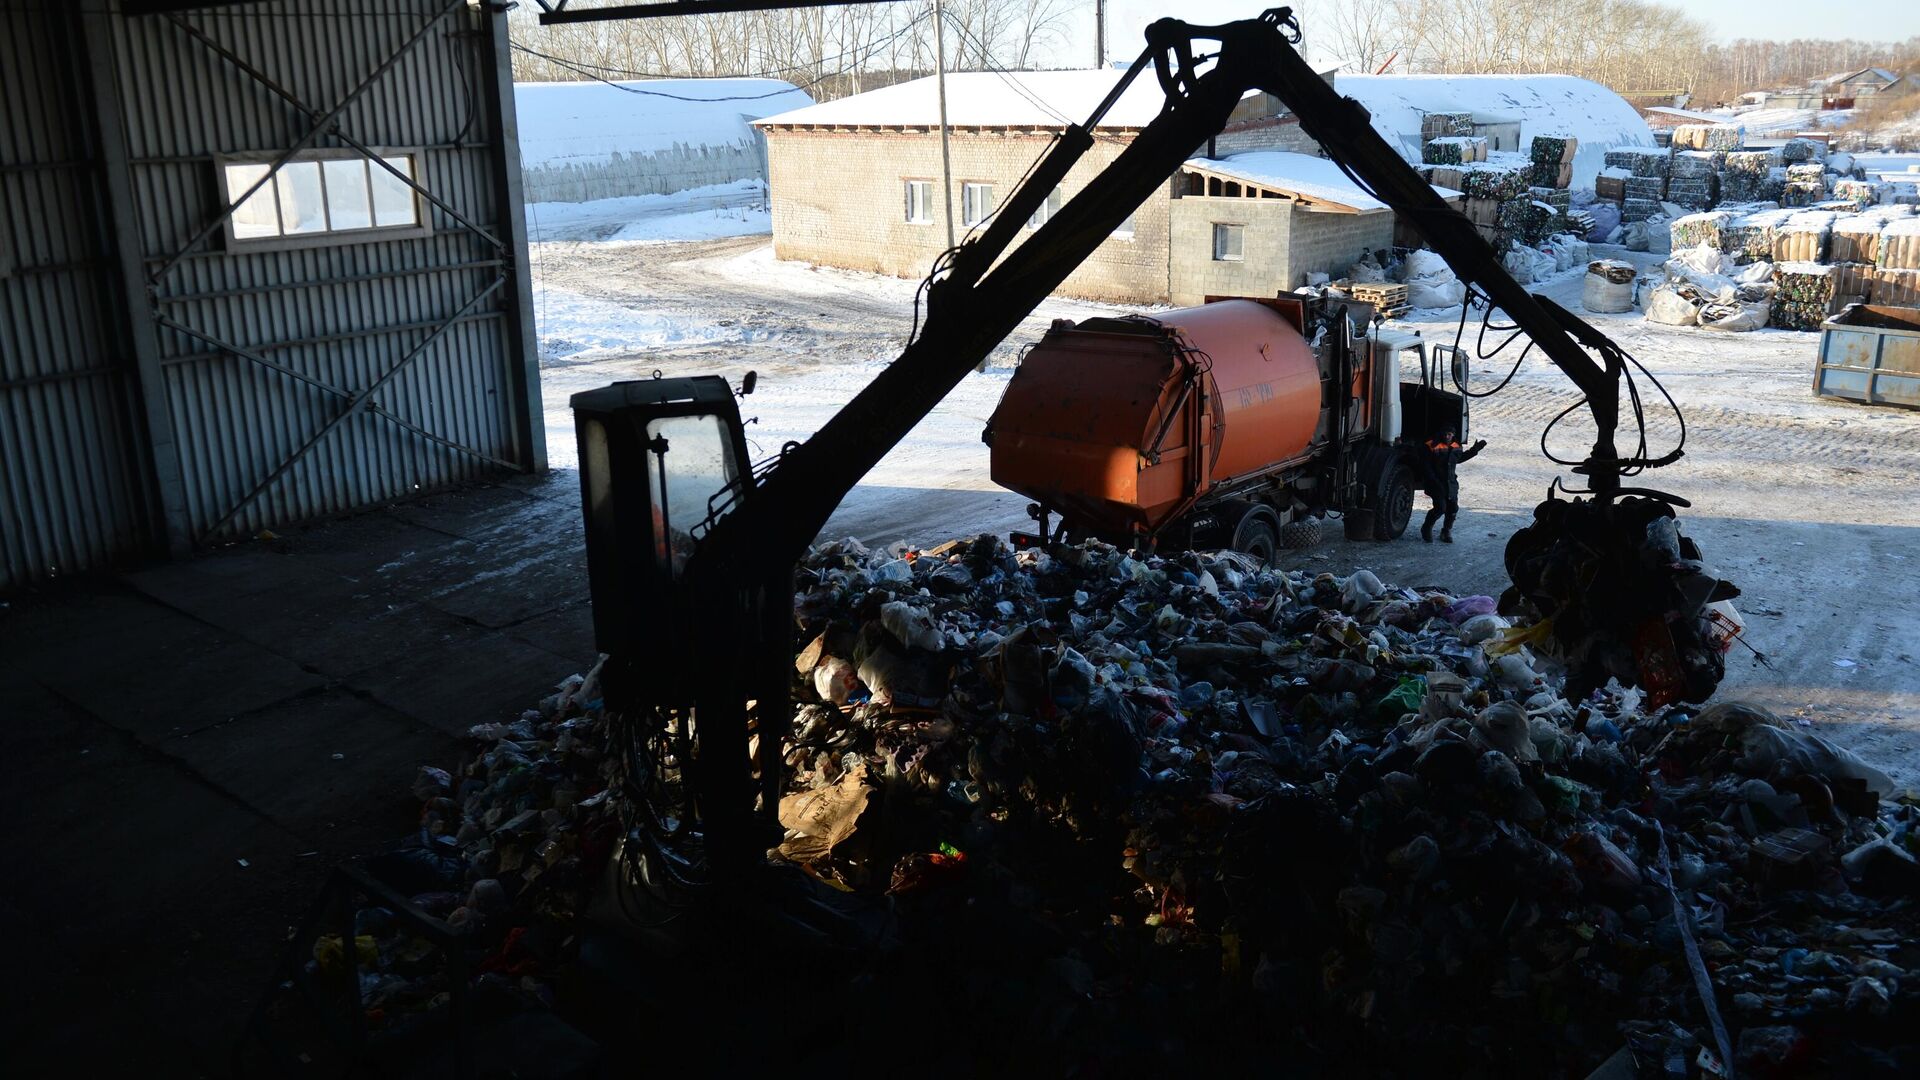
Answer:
0 0 544 592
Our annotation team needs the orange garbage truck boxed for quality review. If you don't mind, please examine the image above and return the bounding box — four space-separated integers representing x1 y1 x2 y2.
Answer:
984 292 1469 561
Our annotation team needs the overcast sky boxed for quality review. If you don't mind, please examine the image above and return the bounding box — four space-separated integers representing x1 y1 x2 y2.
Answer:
1056 0 1920 70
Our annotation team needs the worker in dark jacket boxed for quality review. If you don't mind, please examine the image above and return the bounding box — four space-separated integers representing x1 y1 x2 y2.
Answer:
1415 429 1486 543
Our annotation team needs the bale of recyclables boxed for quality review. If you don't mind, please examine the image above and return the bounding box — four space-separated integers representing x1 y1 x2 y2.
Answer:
1666 177 1713 211
1772 215 1834 264
1770 262 1837 330
1460 161 1530 201
1604 147 1672 179
1622 197 1661 224
1878 218 1920 270
1830 217 1884 264
1670 210 1732 251
1672 123 1744 152
1720 208 1792 264
1582 259 1637 313
1423 136 1487 166
1670 150 1722 179
1873 268 1920 306
1832 180 1883 212
1829 263 1874 305
1781 137 1822 163
1529 135 1575 188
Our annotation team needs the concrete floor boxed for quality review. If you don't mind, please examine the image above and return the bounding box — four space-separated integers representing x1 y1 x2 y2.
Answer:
0 472 596 1076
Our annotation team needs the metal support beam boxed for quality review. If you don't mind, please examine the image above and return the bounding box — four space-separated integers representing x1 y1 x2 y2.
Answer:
541 0 899 23
481 4 548 472
75 4 196 557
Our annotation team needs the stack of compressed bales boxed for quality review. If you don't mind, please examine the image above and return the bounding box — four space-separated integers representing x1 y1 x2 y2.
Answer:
1420 110 1474 141
1501 199 1556 245
1719 207 1793 264
1528 134 1576 189
1667 150 1721 209
1773 211 1836 263
1875 218 1920 306
1769 261 1837 329
1604 147 1672 180
1671 123 1744 151
1423 136 1487 165
1719 149 1781 203
1783 163 1827 208
1669 210 1732 251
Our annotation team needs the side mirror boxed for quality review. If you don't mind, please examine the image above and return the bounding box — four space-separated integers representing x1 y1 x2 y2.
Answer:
738 370 757 397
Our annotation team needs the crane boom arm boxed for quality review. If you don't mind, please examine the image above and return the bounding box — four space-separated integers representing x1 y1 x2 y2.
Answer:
699 7 1634 574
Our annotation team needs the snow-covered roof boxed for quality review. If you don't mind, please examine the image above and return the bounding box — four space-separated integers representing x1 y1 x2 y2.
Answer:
1831 67 1899 87
515 78 813 169
753 69 1168 130
1182 151 1461 213
1332 73 1652 190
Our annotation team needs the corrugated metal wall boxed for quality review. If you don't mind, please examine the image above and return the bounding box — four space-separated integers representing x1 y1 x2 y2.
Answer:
0 7 159 586
1 0 540 591
123 0 531 541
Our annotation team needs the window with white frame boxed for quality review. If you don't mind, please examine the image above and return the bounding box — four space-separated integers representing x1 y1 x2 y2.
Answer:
1027 186 1063 228
221 150 426 248
1212 222 1244 261
1111 212 1136 241
903 179 934 224
961 182 994 228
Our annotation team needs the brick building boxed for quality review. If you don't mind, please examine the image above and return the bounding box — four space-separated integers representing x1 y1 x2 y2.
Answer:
752 69 1410 306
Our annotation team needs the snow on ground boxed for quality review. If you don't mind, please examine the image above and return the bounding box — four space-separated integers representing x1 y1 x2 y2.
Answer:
525 228 1920 784
1856 153 1920 185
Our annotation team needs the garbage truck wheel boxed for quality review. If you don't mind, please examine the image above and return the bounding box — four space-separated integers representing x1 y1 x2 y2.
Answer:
1373 464 1416 541
1231 513 1279 564
1278 517 1321 550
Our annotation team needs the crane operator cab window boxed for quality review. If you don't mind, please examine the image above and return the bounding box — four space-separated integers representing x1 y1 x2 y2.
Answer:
640 414 739 577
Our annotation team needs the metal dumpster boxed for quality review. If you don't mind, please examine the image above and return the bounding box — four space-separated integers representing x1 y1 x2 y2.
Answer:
1814 304 1920 409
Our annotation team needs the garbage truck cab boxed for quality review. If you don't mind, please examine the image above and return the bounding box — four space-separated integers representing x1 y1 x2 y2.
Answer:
983 292 1469 561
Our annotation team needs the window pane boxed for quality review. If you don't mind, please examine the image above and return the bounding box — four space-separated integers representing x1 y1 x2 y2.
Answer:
645 413 739 576
323 158 373 230
905 180 931 223
370 156 418 227
962 183 993 227
1213 223 1243 261
1028 186 1063 229
276 161 327 234
1112 212 1135 240
227 163 279 239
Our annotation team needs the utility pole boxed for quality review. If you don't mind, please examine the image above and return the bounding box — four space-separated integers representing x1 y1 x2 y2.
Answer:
934 0 955 249
1095 0 1105 69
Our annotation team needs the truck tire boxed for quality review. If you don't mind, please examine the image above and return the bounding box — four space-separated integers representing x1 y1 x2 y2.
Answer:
1231 512 1279 564
1278 517 1322 550
1372 463 1417 541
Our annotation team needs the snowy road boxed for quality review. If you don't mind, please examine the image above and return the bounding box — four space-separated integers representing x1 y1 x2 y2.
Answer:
529 229 1920 784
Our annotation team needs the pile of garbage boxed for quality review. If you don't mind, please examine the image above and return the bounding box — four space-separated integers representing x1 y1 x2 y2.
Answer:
336 538 1919 1074
1643 244 1776 331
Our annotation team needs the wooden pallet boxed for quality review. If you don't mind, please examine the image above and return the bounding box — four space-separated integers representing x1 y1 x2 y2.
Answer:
1346 281 1409 317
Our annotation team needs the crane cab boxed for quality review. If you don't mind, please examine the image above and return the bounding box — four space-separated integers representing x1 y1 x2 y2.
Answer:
571 374 752 704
